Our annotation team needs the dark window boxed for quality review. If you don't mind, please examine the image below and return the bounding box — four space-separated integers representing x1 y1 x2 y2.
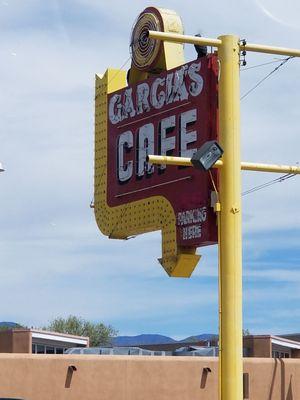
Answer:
36 345 45 354
243 347 251 357
46 346 55 354
55 348 64 354
273 350 290 358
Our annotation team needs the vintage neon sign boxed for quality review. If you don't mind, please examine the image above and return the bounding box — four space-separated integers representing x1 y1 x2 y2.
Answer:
94 55 218 277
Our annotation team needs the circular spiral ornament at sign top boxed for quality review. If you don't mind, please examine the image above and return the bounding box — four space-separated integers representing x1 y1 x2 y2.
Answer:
130 7 164 71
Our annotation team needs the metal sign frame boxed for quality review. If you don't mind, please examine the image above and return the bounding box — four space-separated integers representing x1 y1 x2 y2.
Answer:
147 30 300 400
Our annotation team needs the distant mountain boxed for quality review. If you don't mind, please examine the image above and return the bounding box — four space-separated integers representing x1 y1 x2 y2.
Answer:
112 334 176 346
181 334 218 342
112 333 218 346
0 321 22 329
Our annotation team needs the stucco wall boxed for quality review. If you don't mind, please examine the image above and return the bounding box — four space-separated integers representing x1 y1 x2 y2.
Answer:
291 349 300 358
12 331 32 353
0 330 31 353
0 331 13 353
244 336 272 357
0 354 298 399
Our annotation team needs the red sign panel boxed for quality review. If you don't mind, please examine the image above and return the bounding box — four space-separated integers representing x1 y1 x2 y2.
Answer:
107 55 218 247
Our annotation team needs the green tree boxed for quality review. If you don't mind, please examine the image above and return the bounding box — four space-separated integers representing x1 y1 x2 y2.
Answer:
44 315 117 347
243 328 250 336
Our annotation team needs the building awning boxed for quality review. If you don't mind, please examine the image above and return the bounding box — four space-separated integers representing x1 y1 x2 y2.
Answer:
31 332 88 346
271 336 300 350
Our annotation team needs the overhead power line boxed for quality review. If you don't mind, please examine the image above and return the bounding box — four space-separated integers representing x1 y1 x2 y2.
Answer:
107 55 131 86
242 172 297 196
241 56 294 100
240 58 289 71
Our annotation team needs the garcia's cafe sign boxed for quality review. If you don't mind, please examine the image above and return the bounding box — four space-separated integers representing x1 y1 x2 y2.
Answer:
94 7 219 277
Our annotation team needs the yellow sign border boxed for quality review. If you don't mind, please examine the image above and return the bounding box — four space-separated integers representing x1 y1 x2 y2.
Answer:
94 69 200 277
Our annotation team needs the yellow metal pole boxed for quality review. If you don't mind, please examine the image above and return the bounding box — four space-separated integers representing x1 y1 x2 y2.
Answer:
218 35 243 400
147 29 300 400
244 42 300 57
148 30 300 58
239 162 300 174
148 30 221 47
147 155 300 175
147 155 193 166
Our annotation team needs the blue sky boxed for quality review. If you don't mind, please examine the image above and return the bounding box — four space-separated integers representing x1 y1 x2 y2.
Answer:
0 0 299 339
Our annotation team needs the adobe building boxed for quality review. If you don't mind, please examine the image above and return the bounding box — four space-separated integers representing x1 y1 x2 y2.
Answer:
243 334 300 358
0 328 89 354
138 335 300 358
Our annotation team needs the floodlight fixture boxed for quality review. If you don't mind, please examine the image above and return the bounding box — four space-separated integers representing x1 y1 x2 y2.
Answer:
191 140 224 171
194 33 208 58
0 162 4 172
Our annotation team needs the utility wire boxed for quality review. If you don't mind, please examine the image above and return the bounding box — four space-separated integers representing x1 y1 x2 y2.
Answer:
242 172 296 196
241 58 289 71
241 56 294 100
107 37 143 86
107 55 131 86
